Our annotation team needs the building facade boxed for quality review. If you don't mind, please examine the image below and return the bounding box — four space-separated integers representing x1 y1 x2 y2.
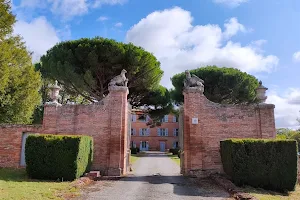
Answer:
131 111 179 152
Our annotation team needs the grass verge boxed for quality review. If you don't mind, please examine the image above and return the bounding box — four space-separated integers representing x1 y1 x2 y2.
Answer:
130 154 140 164
167 154 180 166
0 168 79 200
241 185 300 200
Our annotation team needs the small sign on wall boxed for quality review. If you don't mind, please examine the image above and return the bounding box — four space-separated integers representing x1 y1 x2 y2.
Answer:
192 118 198 124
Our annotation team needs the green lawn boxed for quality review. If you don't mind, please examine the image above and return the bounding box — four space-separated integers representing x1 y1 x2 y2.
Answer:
0 168 79 200
241 185 300 200
167 154 180 166
130 154 140 164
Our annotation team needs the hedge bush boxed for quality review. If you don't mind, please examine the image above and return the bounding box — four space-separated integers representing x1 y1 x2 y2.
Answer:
220 139 298 192
169 148 180 155
25 134 93 181
131 147 140 154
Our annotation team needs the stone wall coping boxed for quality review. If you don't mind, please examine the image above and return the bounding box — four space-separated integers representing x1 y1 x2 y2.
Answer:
0 124 42 128
184 90 275 110
183 87 204 94
108 86 129 93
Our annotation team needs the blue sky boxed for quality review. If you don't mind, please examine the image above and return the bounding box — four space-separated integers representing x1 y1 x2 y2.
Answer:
11 0 300 128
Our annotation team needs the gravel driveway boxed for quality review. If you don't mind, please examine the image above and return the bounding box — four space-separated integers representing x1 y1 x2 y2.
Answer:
78 152 231 200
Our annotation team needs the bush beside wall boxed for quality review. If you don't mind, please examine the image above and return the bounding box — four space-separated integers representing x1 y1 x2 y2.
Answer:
220 139 298 192
25 134 93 181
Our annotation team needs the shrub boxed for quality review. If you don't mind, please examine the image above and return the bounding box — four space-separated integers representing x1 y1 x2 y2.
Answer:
220 139 298 192
169 148 180 155
131 147 140 154
25 134 93 181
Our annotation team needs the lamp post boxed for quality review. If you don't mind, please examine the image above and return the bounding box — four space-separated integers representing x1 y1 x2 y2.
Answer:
256 81 268 103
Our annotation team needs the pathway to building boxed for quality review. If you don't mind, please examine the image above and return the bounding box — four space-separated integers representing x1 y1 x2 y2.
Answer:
79 152 231 200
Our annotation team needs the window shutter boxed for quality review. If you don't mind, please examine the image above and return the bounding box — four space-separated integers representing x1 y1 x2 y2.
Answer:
133 129 136 135
166 128 168 136
157 128 161 136
164 115 168 122
173 129 176 136
139 128 142 136
146 128 150 136
173 116 176 122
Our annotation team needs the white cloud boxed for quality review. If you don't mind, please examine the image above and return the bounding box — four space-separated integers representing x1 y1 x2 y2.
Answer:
18 0 128 19
97 16 109 21
267 88 300 129
93 0 127 8
126 7 279 88
213 0 249 7
293 51 300 62
49 0 88 20
115 22 123 27
223 17 246 39
13 16 60 62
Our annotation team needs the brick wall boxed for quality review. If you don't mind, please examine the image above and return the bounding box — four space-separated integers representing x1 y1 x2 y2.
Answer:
182 87 276 176
0 125 42 168
0 86 130 176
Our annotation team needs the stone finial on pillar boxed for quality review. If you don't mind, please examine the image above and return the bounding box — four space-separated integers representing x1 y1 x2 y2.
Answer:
256 81 268 103
46 80 61 106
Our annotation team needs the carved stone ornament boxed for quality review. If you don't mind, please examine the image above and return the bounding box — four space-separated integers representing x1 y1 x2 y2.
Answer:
183 70 205 94
108 69 128 87
46 80 61 106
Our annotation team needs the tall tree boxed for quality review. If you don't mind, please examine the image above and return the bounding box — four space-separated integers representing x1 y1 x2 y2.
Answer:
40 38 171 116
0 0 41 124
171 66 259 105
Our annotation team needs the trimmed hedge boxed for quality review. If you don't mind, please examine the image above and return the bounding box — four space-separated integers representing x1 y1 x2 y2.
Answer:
131 147 140 154
25 134 93 181
220 139 298 192
169 148 180 155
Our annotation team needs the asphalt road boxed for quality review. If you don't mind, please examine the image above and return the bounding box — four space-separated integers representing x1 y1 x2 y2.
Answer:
79 152 231 200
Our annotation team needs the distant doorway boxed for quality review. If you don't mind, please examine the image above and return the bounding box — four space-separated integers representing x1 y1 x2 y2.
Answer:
159 141 166 152
140 141 149 151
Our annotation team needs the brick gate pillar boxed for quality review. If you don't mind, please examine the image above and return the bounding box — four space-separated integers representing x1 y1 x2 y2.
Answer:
107 86 129 176
182 87 204 175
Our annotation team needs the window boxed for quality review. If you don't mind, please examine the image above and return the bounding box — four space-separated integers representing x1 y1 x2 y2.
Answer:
131 115 137 122
173 116 178 122
141 141 147 148
161 115 169 122
157 128 168 136
131 129 136 136
173 128 179 136
173 141 179 148
131 141 136 148
139 128 149 136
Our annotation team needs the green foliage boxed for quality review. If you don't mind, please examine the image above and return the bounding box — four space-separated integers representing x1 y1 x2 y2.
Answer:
0 0 41 124
40 37 172 120
220 139 298 192
169 148 180 155
276 128 300 151
25 134 93 181
130 147 139 154
171 66 259 105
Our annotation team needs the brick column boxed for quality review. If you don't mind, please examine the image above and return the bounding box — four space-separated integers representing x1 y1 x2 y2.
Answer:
183 87 204 175
107 86 129 176
43 104 61 133
257 104 276 138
